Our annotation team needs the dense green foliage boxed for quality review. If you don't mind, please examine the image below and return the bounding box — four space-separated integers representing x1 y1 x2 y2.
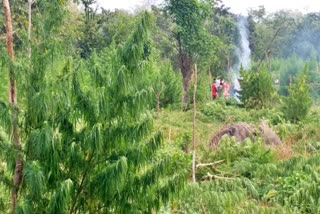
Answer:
163 0 216 104
162 137 320 213
157 104 320 213
1 0 320 213
0 7 188 213
164 0 214 60
147 59 182 110
201 101 285 125
248 9 320 60
239 66 275 109
282 65 312 122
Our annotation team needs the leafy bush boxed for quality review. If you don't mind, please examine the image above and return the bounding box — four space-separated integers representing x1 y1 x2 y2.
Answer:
275 55 320 100
201 101 285 124
277 55 305 96
282 65 312 123
201 101 250 123
274 122 299 140
163 135 320 213
0 13 189 213
198 137 276 179
239 66 276 109
158 61 182 108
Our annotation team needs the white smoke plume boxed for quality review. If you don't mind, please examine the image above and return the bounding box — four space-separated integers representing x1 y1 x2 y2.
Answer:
236 16 251 70
232 16 251 98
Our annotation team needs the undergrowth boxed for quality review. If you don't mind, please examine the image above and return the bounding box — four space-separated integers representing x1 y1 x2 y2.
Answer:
162 138 320 213
201 100 285 125
157 101 320 213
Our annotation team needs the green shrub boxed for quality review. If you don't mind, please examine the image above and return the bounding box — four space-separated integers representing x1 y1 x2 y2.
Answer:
249 108 285 125
201 101 250 123
201 100 285 124
239 65 276 109
274 122 299 140
282 65 312 123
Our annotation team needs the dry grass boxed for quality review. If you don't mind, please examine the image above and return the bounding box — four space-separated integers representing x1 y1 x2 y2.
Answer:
272 143 295 160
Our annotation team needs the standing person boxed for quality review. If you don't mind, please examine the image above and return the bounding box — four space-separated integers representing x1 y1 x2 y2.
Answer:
215 78 220 94
223 81 230 98
233 79 241 102
220 78 224 87
211 81 218 99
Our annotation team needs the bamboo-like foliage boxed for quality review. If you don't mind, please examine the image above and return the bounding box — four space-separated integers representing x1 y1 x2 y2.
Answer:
282 64 312 122
239 65 275 109
164 137 320 213
0 11 188 213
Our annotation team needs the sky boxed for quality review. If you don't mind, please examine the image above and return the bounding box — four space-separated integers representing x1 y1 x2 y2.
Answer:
96 0 320 14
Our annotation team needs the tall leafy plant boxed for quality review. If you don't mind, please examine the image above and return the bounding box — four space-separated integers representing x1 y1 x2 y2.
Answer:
0 12 188 213
148 58 182 112
164 0 214 104
240 65 275 109
282 65 312 123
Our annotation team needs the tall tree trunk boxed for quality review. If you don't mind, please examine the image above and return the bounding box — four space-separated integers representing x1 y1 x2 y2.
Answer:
3 0 23 212
192 64 197 183
177 33 193 105
180 54 193 104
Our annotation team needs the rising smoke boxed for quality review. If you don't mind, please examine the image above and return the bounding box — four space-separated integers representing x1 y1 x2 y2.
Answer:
235 16 251 70
232 16 251 97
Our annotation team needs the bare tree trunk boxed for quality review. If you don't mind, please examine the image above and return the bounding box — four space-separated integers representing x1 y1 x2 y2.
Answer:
192 64 197 183
201 202 207 214
3 0 14 61
177 33 193 105
181 56 193 104
3 0 22 213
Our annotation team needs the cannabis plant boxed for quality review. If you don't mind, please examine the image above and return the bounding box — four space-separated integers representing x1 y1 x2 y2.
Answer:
282 65 312 123
0 12 188 213
239 65 275 109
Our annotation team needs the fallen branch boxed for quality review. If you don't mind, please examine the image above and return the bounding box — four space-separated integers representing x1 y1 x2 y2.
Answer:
202 172 236 181
201 202 207 214
196 160 225 168
213 168 238 177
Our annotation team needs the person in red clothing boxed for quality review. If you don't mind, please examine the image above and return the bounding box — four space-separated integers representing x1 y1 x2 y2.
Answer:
223 81 230 98
211 81 218 99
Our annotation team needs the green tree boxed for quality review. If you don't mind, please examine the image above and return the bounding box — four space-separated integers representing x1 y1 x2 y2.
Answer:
0 10 188 213
282 65 312 122
278 55 304 96
76 2 138 58
151 5 179 70
248 9 301 61
239 65 275 109
164 0 214 104
208 1 239 78
147 58 182 112
2 0 22 212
